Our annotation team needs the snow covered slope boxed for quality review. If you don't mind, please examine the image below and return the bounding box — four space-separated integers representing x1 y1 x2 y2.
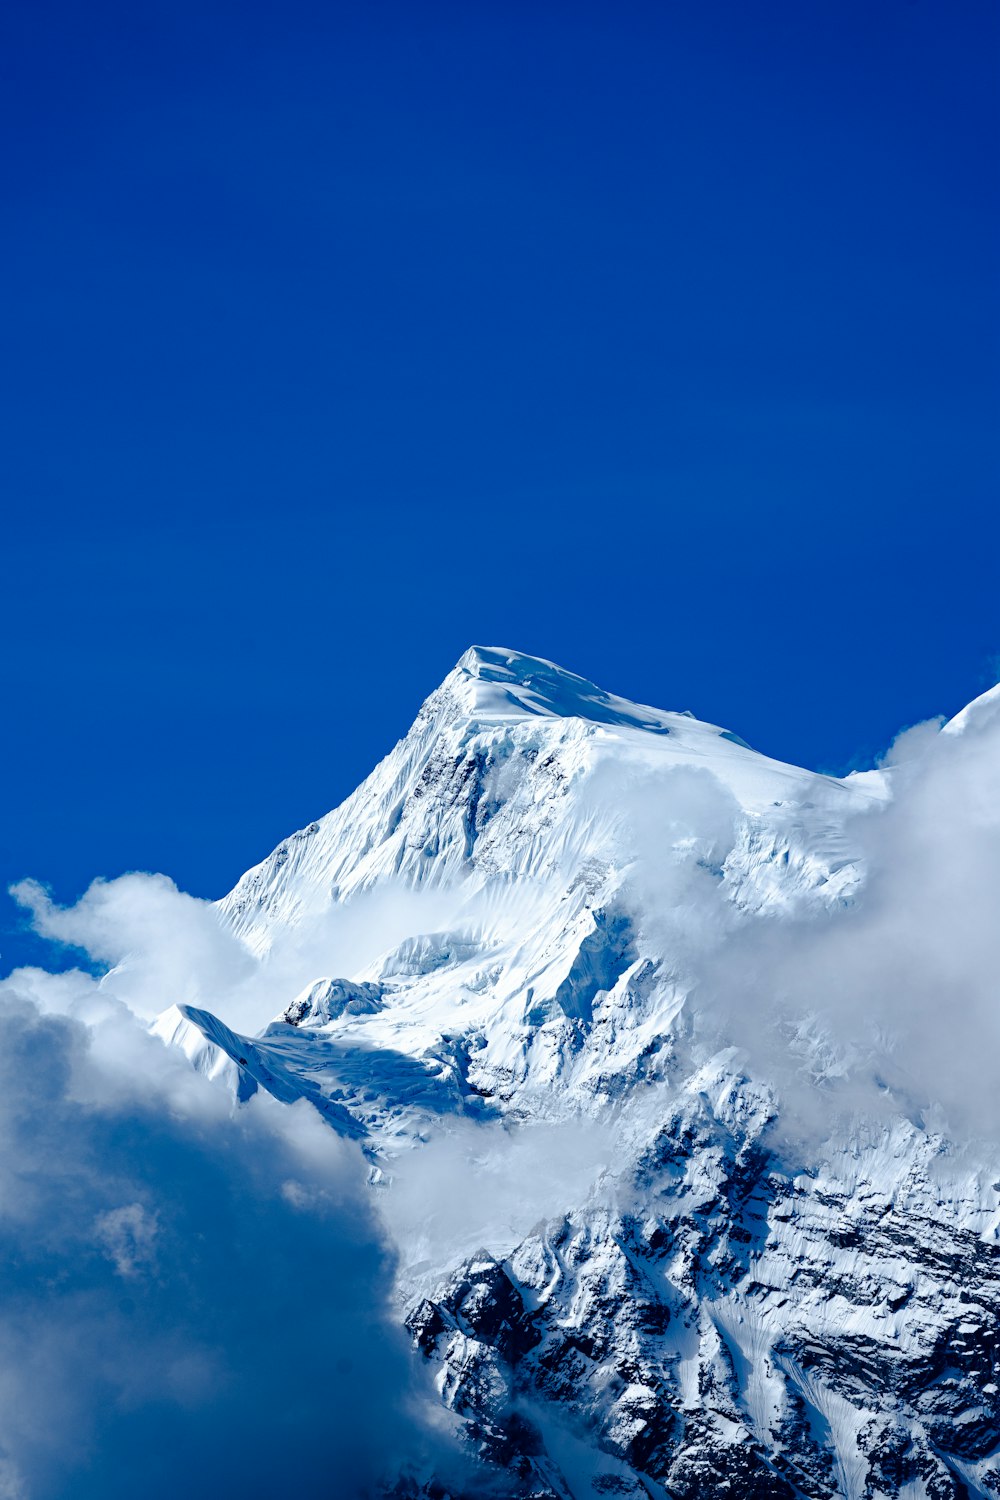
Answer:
222 645 881 949
156 647 999 1500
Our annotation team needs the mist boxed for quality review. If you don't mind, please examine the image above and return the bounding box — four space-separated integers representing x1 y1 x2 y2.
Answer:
690 689 1000 1143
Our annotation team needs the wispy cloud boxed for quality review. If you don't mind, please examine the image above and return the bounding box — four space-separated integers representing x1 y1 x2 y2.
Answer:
692 690 1000 1142
10 873 460 1034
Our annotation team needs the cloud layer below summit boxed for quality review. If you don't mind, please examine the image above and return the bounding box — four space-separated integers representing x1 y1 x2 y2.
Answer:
0 982 429 1500
11 872 459 1034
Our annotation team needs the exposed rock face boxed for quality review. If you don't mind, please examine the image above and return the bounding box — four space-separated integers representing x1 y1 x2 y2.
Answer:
406 1115 1000 1498
156 649 1000 1498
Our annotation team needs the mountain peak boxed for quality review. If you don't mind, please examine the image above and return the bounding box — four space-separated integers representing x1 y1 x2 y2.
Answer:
444 644 678 735
457 644 587 683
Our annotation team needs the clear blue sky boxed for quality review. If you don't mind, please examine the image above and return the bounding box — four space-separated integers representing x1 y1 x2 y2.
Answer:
2 0 998 970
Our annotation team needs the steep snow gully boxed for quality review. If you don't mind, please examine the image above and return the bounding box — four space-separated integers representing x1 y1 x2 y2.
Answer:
157 647 1000 1499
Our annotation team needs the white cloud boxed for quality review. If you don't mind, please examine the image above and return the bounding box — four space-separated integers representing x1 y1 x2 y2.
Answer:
9 874 461 1035
693 694 1000 1142
379 1111 620 1287
0 980 425 1500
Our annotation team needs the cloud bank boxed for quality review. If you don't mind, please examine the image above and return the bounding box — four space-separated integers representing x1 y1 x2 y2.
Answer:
0 979 421 1500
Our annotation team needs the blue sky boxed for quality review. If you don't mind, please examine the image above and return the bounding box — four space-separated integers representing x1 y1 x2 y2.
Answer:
2 0 998 970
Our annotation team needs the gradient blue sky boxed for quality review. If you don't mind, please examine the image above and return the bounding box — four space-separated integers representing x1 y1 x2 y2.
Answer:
2 0 998 969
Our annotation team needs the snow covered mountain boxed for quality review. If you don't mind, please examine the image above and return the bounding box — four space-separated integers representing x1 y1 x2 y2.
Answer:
155 647 1000 1499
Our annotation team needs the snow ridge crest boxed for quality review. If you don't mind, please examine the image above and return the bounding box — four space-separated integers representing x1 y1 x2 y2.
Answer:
442 643 682 735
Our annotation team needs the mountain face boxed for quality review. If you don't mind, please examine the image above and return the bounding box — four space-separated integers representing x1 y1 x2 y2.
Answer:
155 647 1000 1500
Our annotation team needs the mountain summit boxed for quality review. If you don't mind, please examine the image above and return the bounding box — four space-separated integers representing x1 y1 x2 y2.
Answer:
222 646 874 956
158 651 996 1499
445 645 690 734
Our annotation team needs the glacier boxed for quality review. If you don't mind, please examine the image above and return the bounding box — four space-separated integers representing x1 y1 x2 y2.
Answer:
136 648 1000 1496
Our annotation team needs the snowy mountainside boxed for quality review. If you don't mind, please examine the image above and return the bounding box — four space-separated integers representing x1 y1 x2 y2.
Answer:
221 645 879 949
156 647 1000 1499
215 647 881 1115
